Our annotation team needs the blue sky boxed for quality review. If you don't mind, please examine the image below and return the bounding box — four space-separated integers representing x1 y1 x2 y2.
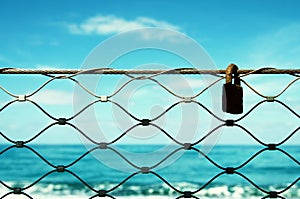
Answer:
1 0 300 68
0 0 300 145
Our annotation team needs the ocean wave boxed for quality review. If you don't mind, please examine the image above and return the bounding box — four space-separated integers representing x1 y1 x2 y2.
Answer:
1 181 299 198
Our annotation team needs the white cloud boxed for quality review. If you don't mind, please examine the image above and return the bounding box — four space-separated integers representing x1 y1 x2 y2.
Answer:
247 24 300 67
172 77 206 90
242 73 298 96
35 64 60 70
28 35 60 47
29 39 59 46
67 15 180 35
31 89 73 105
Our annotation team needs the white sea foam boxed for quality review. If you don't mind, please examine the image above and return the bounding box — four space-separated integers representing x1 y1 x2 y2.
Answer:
0 182 298 199
0 186 264 199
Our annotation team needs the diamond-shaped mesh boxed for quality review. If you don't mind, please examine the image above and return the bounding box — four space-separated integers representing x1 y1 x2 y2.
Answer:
0 67 299 199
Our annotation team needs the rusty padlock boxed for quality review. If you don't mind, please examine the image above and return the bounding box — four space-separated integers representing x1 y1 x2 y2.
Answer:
222 64 243 114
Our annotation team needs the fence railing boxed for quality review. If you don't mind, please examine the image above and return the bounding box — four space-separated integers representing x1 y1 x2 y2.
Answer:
0 66 299 199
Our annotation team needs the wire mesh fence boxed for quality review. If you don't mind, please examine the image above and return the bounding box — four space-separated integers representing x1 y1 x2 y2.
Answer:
0 66 299 199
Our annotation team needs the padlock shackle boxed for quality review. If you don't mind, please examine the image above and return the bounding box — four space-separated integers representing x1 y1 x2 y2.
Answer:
225 64 239 84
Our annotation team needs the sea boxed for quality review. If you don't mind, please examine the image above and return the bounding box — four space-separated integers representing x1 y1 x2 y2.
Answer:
0 144 300 199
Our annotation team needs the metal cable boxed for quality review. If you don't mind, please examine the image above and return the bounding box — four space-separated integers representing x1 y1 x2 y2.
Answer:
1 68 300 74
0 67 299 198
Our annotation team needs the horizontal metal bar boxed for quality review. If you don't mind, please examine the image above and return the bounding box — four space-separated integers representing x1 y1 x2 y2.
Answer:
1 68 300 75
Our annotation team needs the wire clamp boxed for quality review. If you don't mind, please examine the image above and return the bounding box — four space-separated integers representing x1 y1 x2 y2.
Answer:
18 95 26 102
100 96 108 102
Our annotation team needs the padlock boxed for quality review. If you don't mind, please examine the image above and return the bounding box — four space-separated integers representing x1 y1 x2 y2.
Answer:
222 64 243 114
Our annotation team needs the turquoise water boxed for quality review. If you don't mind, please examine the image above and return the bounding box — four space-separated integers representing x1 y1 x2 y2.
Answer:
0 144 299 198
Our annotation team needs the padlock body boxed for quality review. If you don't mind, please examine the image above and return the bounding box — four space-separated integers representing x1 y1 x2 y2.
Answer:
222 83 243 114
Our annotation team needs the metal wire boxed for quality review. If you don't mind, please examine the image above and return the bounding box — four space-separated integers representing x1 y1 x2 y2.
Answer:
1 67 300 75
0 67 299 198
